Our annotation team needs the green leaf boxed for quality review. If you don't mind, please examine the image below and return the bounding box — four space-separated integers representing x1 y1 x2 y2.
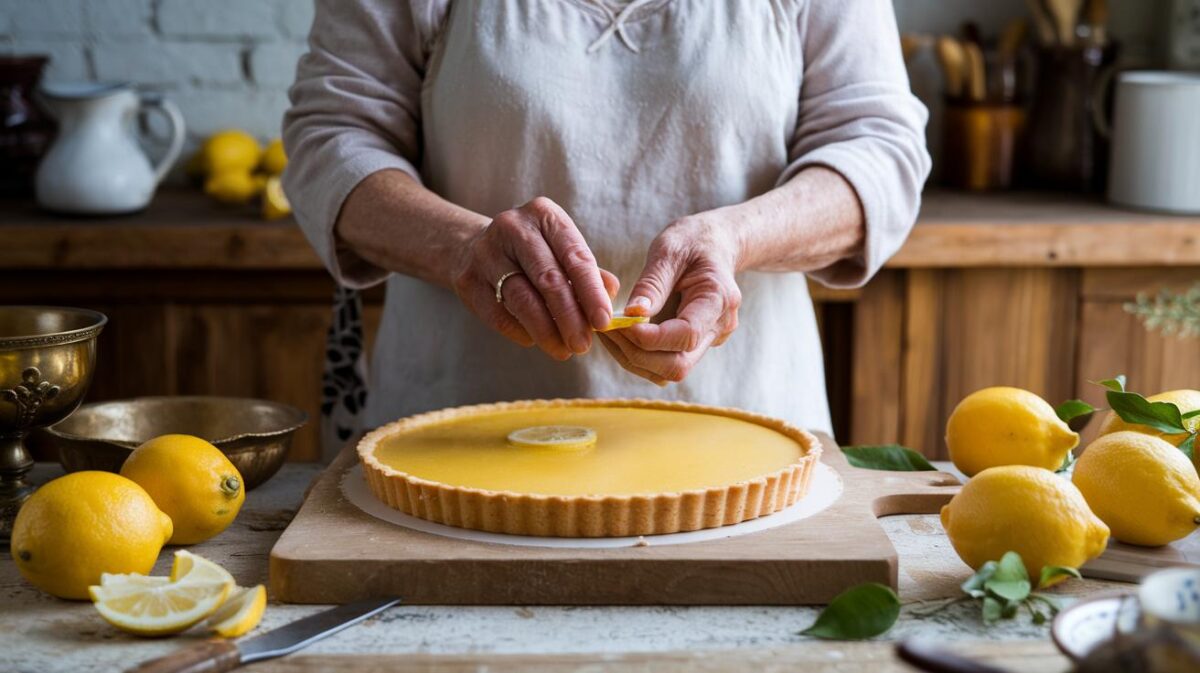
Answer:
1055 400 1095 424
1031 594 1061 615
961 561 998 598
1092 375 1127 392
1038 565 1082 589
801 583 900 640
841 445 936 472
1001 601 1019 619
982 596 1004 622
1183 409 1200 420
1106 390 1188 434
1179 434 1196 461
984 552 1031 602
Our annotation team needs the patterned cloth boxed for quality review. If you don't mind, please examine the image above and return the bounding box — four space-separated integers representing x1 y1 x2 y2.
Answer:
319 285 368 461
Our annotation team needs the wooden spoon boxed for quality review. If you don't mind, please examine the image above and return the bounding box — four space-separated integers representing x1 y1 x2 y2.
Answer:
935 36 967 100
1025 0 1057 45
962 41 987 103
1044 0 1084 46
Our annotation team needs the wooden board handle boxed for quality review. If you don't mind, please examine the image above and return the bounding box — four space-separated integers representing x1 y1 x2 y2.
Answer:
126 639 240 673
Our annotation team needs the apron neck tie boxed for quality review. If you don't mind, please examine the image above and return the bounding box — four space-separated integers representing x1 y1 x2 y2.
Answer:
587 0 655 54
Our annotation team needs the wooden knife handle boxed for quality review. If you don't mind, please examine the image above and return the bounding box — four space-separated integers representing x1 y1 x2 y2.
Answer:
126 639 241 673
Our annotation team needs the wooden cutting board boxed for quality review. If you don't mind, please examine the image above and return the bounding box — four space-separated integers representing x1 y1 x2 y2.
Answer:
270 433 962 605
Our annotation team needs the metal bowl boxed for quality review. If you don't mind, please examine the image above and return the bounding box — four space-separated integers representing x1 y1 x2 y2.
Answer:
1 306 107 538
43 396 308 489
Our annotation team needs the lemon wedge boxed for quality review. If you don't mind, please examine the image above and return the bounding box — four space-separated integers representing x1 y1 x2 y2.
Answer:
205 585 267 638
171 550 236 586
596 312 648 332
508 425 597 451
263 175 292 220
90 572 232 636
89 573 170 601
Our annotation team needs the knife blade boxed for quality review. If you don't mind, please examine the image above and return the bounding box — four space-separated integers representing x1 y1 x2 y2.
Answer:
127 597 401 673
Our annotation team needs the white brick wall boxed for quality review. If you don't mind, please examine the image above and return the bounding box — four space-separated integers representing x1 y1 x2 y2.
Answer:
0 0 314 151
0 0 1165 177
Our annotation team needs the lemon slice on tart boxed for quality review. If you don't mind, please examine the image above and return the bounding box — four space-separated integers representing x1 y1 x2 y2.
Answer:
508 425 597 450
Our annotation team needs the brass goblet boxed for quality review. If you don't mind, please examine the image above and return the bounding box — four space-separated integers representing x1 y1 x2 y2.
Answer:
0 306 106 539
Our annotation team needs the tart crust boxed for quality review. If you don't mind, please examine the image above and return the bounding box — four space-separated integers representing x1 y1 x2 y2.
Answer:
357 399 822 537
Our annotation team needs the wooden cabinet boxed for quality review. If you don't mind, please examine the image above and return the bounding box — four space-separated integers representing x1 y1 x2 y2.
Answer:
3 191 1198 460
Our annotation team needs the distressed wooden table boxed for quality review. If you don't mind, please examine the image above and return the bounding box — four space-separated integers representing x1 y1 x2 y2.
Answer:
2 463 1131 672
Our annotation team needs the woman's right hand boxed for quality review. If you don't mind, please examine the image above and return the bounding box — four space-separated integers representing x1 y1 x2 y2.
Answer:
451 196 617 360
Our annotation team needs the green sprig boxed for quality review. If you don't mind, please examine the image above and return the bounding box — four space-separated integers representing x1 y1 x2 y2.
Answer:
1125 284 1200 338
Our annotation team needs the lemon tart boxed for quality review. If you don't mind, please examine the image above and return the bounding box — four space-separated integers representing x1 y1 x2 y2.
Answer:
358 399 821 537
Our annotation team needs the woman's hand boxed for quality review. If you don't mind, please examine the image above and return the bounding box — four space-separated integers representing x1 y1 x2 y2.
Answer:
451 196 618 361
599 216 742 384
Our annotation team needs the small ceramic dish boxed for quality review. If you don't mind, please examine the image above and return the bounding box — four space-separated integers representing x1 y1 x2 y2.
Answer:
1052 595 1137 662
1053 567 1200 661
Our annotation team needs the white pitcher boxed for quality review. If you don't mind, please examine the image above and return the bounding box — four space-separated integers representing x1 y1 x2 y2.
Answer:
35 82 184 215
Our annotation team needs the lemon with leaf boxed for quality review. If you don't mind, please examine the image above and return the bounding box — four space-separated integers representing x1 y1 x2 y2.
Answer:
1072 431 1200 546
940 465 1109 579
1097 389 1200 446
946 387 1080 477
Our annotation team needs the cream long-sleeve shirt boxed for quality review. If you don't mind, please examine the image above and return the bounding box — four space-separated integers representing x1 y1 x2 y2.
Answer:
283 0 930 436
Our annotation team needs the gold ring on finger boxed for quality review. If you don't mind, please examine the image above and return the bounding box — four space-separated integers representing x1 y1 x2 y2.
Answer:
494 271 523 304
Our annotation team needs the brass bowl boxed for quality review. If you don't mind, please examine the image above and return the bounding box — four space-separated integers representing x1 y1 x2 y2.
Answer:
44 396 308 490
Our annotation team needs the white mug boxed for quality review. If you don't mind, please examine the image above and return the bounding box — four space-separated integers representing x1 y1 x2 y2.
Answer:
1098 71 1200 214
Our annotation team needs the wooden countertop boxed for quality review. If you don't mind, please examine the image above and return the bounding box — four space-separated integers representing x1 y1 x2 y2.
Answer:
2 189 1198 270
2 461 1089 672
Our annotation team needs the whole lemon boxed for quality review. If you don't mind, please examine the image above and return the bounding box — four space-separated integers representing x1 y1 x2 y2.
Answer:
12 472 172 600
946 386 1079 477
1072 431 1200 546
260 138 287 175
121 434 246 545
200 130 262 174
1096 389 1200 448
941 465 1109 579
204 170 263 205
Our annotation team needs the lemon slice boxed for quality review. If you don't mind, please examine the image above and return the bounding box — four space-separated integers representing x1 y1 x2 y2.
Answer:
90 573 170 601
508 425 597 450
171 550 235 586
596 312 648 332
90 575 232 636
263 175 292 220
205 585 267 638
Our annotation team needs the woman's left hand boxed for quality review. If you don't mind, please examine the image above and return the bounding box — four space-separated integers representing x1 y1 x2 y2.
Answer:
598 215 742 385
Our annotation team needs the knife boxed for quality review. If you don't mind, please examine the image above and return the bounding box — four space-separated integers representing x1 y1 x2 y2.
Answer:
127 597 401 673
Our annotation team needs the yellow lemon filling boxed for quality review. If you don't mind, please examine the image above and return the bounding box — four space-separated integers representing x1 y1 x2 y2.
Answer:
372 406 803 497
